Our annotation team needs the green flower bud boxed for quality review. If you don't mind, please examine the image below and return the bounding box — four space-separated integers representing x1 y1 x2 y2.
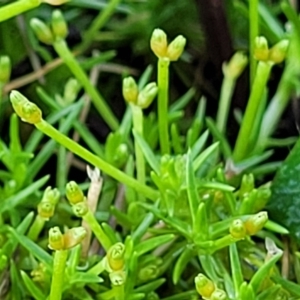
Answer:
51 10 68 40
31 263 47 282
48 227 64 250
138 264 159 281
30 18 54 45
38 201 55 220
10 90 42 124
43 186 60 205
244 211 268 235
122 76 138 104
42 0 69 5
254 36 269 61
114 143 129 167
223 51 248 79
210 289 227 300
167 35 186 61
73 201 88 217
0 56 11 83
269 39 289 64
107 242 126 271
63 78 81 104
230 219 247 239
195 273 215 298
137 82 158 108
109 270 126 286
150 29 168 58
66 181 84 204
239 173 255 198
63 227 86 249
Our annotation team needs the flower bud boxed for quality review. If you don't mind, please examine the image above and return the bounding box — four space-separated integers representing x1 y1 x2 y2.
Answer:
63 227 86 249
66 181 84 204
107 242 126 271
167 35 186 61
42 0 69 5
137 82 158 108
48 227 64 250
43 186 60 205
223 51 248 79
51 10 68 40
230 219 247 239
10 90 42 124
254 36 269 61
73 201 88 217
138 264 159 281
109 270 126 286
244 211 268 235
150 29 168 58
210 289 227 300
239 173 254 198
195 273 215 298
30 18 54 45
269 39 289 64
31 263 47 282
122 77 138 104
0 56 11 83
38 201 55 220
63 78 81 104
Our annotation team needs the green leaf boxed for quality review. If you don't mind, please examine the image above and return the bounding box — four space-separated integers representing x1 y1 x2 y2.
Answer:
267 138 300 241
272 275 300 297
134 278 166 293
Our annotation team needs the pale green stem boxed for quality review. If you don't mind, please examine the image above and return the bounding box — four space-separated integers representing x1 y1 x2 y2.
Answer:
49 250 68 300
113 284 125 300
131 104 145 185
0 0 41 22
53 39 119 130
158 58 170 154
216 75 236 133
27 215 45 241
233 61 273 162
34 119 159 200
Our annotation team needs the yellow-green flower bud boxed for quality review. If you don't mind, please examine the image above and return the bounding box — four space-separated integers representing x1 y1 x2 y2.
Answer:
230 219 247 239
73 201 88 217
167 35 186 61
66 181 84 204
210 289 227 300
0 56 11 83
138 264 159 281
137 82 158 108
63 227 86 249
30 18 54 45
42 0 69 5
43 186 60 205
51 10 68 40
109 270 126 286
63 78 81 104
269 39 289 64
195 273 215 298
10 90 42 124
31 263 47 282
150 29 168 58
122 77 138 104
254 36 269 61
223 51 248 79
244 211 268 235
38 201 55 220
107 242 126 271
48 227 64 250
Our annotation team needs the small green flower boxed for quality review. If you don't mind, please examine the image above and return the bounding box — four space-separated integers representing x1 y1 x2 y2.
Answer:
30 18 54 45
66 181 85 204
150 29 168 58
122 76 138 104
167 35 186 61
63 227 86 249
230 219 247 239
269 39 289 64
51 10 68 40
107 242 126 271
223 51 248 79
210 289 227 300
195 273 215 298
244 211 268 235
254 36 269 61
48 227 64 251
73 201 88 217
137 82 158 108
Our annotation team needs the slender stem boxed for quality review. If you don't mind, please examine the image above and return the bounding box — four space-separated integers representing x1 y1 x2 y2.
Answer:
131 104 145 185
79 0 121 52
49 250 68 300
57 120 67 191
27 215 45 241
233 61 273 162
88 257 106 275
0 0 41 22
113 284 125 300
216 76 236 133
53 39 119 130
83 210 112 252
249 0 259 85
35 120 159 200
158 58 170 155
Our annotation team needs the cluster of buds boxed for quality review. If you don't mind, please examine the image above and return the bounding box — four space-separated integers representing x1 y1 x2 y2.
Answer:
38 186 60 220
222 51 248 80
195 274 227 300
150 28 186 61
48 226 86 251
105 242 127 286
230 212 268 239
122 77 158 109
30 9 68 44
254 36 289 64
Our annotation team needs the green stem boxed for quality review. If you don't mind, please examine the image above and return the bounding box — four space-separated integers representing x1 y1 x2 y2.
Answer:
49 250 68 300
210 235 240 253
27 215 45 241
83 210 112 252
131 104 145 185
158 58 170 154
216 76 236 133
53 39 119 130
249 0 259 85
0 0 40 22
233 61 273 162
79 0 121 52
35 120 159 200
88 257 106 275
113 284 125 300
